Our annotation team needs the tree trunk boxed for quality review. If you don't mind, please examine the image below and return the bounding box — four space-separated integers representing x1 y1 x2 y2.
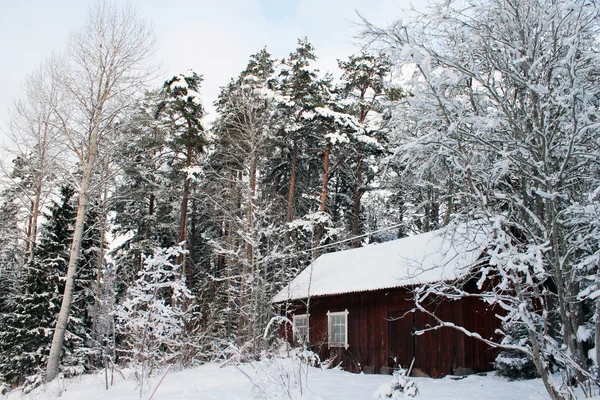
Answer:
178 145 192 276
594 262 600 368
247 149 257 265
92 161 109 348
226 171 235 338
25 201 33 257
92 222 106 336
351 150 363 247
46 125 99 382
443 179 453 226
529 330 564 400
351 98 369 247
314 142 331 254
188 199 197 288
26 180 43 262
31 181 43 257
284 138 297 244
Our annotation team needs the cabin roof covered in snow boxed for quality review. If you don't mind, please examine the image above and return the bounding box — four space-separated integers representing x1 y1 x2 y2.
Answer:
272 221 492 303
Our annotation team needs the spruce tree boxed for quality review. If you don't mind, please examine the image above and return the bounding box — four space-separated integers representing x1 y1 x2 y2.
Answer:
111 91 176 301
0 186 75 385
0 185 100 385
0 189 22 316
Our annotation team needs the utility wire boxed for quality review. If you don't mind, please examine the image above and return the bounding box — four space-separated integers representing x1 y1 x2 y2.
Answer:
296 222 405 255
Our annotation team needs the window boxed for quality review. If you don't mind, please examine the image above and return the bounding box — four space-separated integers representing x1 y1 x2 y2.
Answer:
293 314 309 342
327 309 349 349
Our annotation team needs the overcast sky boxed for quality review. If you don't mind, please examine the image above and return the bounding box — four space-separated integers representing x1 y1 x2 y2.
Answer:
0 0 418 144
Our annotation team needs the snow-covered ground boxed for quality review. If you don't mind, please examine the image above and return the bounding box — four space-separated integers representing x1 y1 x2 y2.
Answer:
1 360 554 400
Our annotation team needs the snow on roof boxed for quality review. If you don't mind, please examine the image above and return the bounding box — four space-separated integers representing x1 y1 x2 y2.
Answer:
272 221 491 303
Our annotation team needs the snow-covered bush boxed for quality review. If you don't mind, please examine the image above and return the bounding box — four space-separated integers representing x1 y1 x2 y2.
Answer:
239 329 322 400
494 325 539 380
374 368 418 398
115 245 194 381
245 353 321 400
495 350 539 381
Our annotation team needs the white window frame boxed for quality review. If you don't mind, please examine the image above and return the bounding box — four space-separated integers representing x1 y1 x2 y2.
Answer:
327 309 349 349
292 314 309 342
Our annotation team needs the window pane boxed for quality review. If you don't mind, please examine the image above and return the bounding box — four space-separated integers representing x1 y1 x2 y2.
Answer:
328 312 347 346
297 326 307 339
294 316 308 341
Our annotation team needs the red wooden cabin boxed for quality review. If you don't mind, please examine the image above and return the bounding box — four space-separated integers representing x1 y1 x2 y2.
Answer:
273 222 500 378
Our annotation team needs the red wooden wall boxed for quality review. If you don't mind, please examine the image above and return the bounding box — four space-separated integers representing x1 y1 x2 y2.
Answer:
286 287 499 378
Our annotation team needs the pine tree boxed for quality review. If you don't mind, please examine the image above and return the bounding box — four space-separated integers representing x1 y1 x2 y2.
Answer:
337 53 391 245
111 92 174 301
276 38 328 233
155 71 207 286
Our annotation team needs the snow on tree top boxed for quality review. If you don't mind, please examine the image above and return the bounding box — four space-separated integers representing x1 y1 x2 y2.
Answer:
272 220 491 303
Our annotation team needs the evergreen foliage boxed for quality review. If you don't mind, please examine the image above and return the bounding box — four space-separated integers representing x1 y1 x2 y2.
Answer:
0 186 101 385
495 325 540 380
0 186 75 384
0 189 21 316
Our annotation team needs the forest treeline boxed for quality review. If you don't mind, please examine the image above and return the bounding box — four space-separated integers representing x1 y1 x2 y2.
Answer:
0 1 599 399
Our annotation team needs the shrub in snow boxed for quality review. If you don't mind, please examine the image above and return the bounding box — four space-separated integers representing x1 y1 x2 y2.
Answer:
494 325 539 380
495 350 539 381
240 336 322 400
373 368 418 398
246 356 320 400
116 244 194 383
21 374 45 394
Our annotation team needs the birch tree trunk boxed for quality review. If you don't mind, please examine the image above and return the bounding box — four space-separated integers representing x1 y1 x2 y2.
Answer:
45 2 154 381
46 125 99 381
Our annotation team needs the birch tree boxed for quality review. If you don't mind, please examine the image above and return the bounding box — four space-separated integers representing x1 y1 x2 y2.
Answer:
4 65 63 262
45 1 155 382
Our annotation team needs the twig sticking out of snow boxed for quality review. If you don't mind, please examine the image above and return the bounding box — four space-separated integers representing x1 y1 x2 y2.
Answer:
148 365 171 400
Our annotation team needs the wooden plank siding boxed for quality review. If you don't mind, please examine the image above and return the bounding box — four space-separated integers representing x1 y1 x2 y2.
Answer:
285 287 499 378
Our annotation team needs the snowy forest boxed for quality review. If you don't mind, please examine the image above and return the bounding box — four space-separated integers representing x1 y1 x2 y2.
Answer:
0 0 599 399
